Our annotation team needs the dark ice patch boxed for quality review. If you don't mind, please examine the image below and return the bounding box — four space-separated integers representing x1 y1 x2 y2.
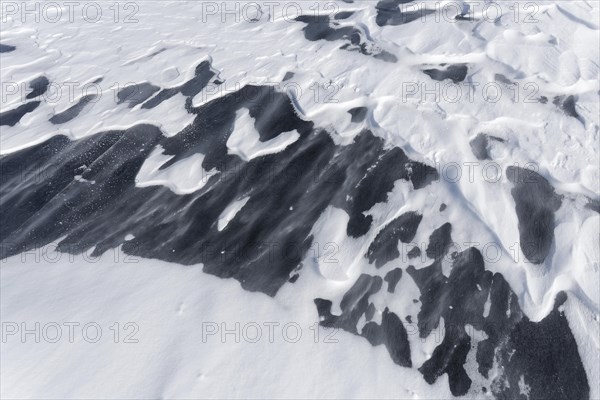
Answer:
362 307 412 367
50 95 96 124
295 15 397 62
0 101 40 126
296 14 360 41
469 133 505 160
1 84 437 297
335 11 354 20
426 222 452 260
507 166 562 264
439 203 446 211
409 248 492 395
420 327 473 396
117 82 160 107
384 267 403 293
406 160 439 189
365 303 376 321
141 88 180 109
406 231 588 399
375 0 436 27
406 260 447 337
26 76 50 99
282 72 294 81
494 73 513 85
492 292 590 400
407 246 421 259
348 106 367 123
366 211 422 267
141 61 217 109
423 64 468 84
553 95 583 123
475 273 522 379
0 44 16 53
180 61 218 98
315 274 382 333
346 148 435 238
315 274 412 367
585 197 600 213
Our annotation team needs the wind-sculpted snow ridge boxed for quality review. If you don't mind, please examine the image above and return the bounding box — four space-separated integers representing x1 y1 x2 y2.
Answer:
0 84 591 399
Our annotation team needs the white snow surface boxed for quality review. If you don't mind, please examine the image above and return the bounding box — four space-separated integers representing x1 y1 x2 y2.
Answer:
227 108 300 161
1 1 599 399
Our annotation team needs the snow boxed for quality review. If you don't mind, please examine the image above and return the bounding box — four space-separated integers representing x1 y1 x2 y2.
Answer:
1 0 599 398
217 196 250 231
227 109 300 161
136 146 218 195
0 248 451 399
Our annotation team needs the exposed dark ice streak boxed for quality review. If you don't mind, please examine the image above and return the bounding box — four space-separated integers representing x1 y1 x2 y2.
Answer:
0 44 16 53
295 15 397 62
425 222 452 260
315 220 587 398
141 61 217 109
403 232 588 398
409 248 491 395
334 11 354 20
585 197 600 213
348 106 367 123
507 166 562 264
50 95 97 124
26 76 50 99
346 149 437 238
314 274 412 367
362 308 412 367
423 64 468 83
0 84 436 297
0 101 40 127
316 242 588 398
553 95 584 124
469 133 505 161
366 211 422 268
492 292 589 400
407 246 421 259
384 267 403 293
117 82 160 108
